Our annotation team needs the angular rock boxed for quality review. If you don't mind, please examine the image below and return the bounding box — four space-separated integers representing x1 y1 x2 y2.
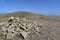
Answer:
35 27 40 32
20 31 28 39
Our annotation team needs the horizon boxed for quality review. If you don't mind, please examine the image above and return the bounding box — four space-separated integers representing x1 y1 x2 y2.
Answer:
0 0 60 16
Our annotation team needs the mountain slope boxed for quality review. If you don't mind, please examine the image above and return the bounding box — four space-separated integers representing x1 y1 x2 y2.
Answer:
0 11 60 22
0 11 60 40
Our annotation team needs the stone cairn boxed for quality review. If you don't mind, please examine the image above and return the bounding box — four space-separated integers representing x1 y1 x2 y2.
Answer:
0 16 40 40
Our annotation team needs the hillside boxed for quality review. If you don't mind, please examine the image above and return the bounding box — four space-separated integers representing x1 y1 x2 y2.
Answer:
0 11 60 40
0 11 60 21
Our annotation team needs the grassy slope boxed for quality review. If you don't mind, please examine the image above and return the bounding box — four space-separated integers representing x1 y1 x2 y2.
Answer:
0 11 60 22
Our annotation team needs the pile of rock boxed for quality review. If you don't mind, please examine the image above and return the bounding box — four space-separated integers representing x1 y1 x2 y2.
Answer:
0 16 40 40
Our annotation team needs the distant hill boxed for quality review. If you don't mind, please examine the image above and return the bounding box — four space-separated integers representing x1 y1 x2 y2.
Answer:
0 11 60 22
0 11 45 19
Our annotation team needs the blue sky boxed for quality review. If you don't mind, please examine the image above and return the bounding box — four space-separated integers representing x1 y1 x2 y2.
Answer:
0 0 60 16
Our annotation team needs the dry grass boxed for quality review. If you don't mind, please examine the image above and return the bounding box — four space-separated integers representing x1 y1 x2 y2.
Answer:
0 11 60 22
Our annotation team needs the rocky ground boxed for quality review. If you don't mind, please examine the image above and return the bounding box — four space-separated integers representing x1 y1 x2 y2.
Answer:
0 16 60 40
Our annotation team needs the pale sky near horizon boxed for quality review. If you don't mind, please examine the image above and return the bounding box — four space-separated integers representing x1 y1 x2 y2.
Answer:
0 0 60 16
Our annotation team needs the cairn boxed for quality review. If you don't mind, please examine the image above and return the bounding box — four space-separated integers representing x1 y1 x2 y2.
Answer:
0 16 40 40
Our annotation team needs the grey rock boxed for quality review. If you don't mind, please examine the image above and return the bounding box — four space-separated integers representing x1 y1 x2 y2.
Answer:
20 31 28 39
0 17 39 40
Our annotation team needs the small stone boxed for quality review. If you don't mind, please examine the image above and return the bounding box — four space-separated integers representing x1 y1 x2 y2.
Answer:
16 17 20 21
23 18 26 21
9 16 14 19
35 27 40 32
20 31 28 39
